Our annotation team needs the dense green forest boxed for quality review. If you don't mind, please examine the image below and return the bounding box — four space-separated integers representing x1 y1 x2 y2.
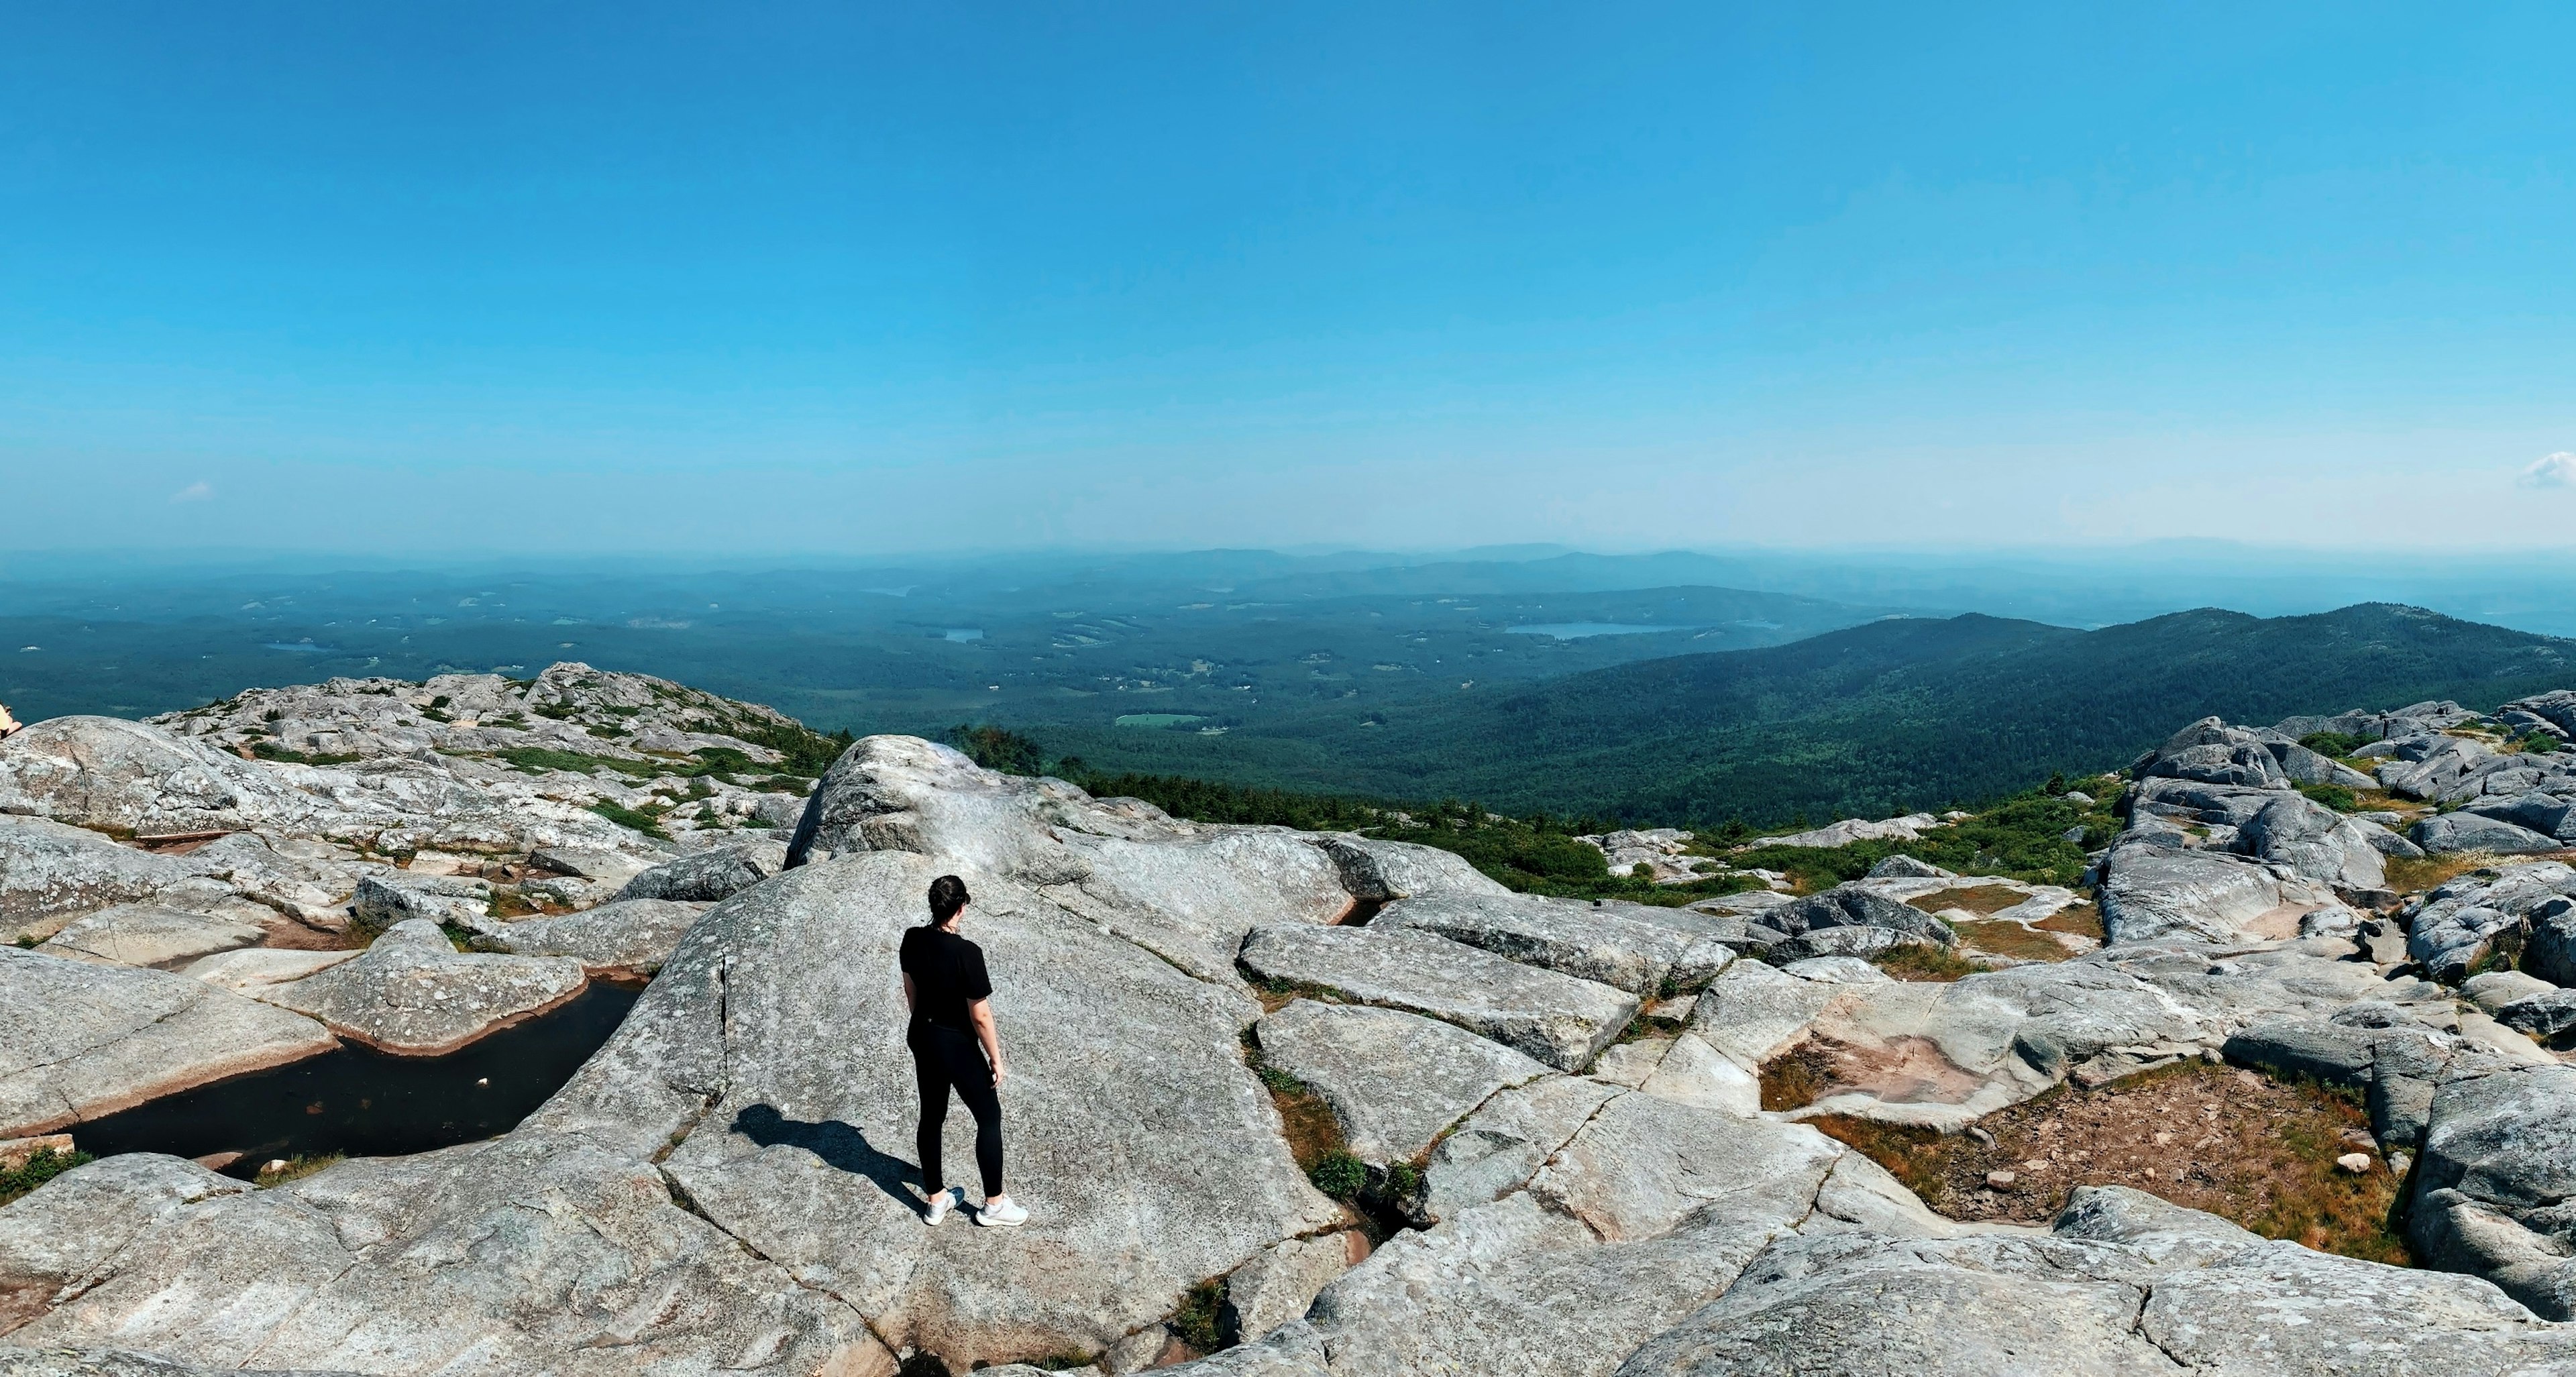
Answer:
1027 604 2575 827
943 724 2121 900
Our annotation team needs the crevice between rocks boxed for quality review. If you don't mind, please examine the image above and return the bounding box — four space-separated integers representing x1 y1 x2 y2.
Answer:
655 1162 893 1354
2125 1282 2195 1372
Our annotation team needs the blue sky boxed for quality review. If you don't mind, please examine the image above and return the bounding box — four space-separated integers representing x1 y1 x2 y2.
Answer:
4 2 2572 553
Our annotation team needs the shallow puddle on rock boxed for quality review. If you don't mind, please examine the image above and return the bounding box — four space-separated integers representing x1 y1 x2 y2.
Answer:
78 980 643 1178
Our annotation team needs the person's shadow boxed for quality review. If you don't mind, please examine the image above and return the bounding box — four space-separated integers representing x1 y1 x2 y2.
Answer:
731 1103 922 1212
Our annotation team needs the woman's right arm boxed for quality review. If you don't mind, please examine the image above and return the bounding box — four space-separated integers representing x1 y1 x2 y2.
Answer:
902 973 917 1013
969 999 1006 1085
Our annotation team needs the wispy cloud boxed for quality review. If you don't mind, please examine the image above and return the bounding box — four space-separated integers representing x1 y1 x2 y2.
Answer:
2520 453 2576 489
170 480 215 503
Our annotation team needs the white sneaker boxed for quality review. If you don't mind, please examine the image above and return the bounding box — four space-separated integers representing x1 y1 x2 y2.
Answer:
922 1187 960 1227
975 1195 1028 1228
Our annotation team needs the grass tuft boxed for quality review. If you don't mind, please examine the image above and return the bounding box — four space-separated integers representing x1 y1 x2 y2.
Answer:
2384 851 2500 895
1167 1276 1230 1354
589 800 669 839
254 1152 345 1189
1870 943 1981 982
0 1147 94 1207
1307 1152 1367 1198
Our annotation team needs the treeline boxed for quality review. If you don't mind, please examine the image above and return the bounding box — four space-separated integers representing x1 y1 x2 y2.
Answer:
946 722 2131 894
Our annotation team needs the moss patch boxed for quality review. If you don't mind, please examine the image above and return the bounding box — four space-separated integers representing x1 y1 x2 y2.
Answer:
0 1147 93 1207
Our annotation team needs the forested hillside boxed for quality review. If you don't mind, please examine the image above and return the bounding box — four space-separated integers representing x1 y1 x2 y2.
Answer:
1036 603 2576 826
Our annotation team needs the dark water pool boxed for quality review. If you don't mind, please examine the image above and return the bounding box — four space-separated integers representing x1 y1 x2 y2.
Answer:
80 980 643 1178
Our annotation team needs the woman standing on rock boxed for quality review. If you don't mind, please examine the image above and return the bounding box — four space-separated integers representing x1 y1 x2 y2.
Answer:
902 873 1027 1228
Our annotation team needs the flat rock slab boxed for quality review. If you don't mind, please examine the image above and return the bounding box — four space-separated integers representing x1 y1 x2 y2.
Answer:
1255 999 1550 1162
39 904 265 968
1296 1097 1845 1377
613 842 783 903
0 815 215 942
1616 1187 2576 1377
1371 892 1733 994
259 918 587 1055
179 946 358 994
0 948 335 1138
1311 834 1510 902
1221 1233 1356 1345
490 897 707 975
2098 841 2334 944
1238 923 1639 1071
636 853 1346 1366
1421 1074 1623 1224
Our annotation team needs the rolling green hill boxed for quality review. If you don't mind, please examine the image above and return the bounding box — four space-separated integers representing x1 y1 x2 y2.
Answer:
1034 603 2576 825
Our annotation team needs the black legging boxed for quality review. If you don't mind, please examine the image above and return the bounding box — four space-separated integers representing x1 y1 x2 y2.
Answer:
910 1021 1004 1199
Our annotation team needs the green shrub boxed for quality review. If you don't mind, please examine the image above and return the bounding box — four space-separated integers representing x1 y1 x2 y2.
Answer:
495 747 661 777
250 741 363 766
2297 783 2360 813
1307 1152 1366 1198
947 723 1049 776
2299 730 2366 759
1167 1276 1230 1353
590 801 669 838
727 718 853 776
0 1147 93 1207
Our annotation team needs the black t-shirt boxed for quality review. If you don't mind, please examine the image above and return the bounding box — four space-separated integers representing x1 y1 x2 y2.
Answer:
899 925 992 1034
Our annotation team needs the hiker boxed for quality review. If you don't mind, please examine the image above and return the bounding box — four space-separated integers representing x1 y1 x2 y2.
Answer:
902 873 1026 1228
0 700 19 740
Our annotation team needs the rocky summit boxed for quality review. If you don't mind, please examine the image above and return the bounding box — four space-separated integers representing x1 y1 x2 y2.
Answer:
2 674 2576 1374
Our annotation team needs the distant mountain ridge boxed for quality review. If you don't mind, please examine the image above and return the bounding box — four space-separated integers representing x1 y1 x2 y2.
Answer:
1044 602 2576 824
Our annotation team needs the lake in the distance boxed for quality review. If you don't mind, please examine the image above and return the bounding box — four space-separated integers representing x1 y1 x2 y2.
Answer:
1505 623 1701 639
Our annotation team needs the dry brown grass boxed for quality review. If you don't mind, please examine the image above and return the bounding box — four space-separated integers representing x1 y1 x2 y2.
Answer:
1870 944 1982 982
2037 903 2104 941
2383 852 2502 895
1910 885 2031 916
1759 1040 1843 1111
1811 1060 2408 1265
1951 920 2078 962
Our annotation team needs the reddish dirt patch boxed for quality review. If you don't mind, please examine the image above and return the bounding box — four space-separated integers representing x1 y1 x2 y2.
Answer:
1759 1034 1985 1110
1909 885 2031 916
1809 1059 2408 1264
